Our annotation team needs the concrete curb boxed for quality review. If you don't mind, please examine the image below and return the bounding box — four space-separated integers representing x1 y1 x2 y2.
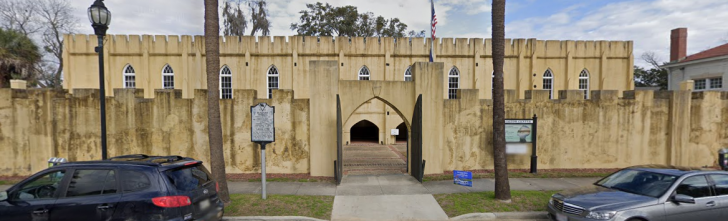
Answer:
223 216 327 221
450 211 548 220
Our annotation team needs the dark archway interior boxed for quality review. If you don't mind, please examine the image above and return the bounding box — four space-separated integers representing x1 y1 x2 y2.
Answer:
350 120 379 143
396 123 408 142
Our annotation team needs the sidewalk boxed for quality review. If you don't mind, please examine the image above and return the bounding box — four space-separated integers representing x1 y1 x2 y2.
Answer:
226 174 596 221
224 175 598 195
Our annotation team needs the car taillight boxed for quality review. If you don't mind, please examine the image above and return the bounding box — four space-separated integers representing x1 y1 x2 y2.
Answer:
216 182 219 192
152 196 191 208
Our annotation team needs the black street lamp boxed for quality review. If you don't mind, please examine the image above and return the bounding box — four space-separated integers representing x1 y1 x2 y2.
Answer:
88 0 111 159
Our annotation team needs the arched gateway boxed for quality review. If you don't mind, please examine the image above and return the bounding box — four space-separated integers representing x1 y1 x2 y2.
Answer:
309 61 445 184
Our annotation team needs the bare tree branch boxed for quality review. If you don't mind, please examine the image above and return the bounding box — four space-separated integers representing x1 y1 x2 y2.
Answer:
0 0 41 36
641 51 663 69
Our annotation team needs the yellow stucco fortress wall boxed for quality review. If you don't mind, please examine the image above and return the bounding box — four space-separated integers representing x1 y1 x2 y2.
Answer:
2 62 727 177
62 34 635 146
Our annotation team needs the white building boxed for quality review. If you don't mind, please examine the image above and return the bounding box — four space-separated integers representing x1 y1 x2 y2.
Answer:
663 28 727 91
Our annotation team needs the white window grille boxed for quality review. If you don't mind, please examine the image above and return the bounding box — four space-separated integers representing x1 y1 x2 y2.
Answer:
162 64 174 89
579 69 589 99
543 69 553 99
694 77 723 91
404 66 412 81
359 66 370 80
491 72 494 92
709 77 722 89
694 79 706 90
448 66 459 99
267 65 279 99
220 65 232 99
123 65 135 88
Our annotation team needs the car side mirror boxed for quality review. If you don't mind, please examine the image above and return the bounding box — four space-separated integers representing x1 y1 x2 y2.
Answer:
0 191 7 202
673 194 695 204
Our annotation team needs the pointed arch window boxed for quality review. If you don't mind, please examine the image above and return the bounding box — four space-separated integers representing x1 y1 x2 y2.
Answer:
267 65 279 99
162 64 174 89
220 65 232 99
543 69 553 99
123 65 135 88
359 66 370 80
579 69 589 99
404 66 412 81
448 66 459 99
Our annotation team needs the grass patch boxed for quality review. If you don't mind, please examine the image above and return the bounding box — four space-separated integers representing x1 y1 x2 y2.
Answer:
0 180 20 185
225 194 334 219
434 190 557 217
423 171 611 182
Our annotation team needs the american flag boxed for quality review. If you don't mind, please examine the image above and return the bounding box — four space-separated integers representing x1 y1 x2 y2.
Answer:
430 0 437 62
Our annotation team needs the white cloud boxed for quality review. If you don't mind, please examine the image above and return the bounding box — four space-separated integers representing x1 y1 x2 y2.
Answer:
505 0 728 67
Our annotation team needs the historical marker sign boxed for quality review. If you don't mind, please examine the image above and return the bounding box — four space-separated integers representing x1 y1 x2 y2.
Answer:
251 103 275 143
250 102 275 200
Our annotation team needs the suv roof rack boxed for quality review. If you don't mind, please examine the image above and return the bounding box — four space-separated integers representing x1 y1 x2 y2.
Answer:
107 154 195 165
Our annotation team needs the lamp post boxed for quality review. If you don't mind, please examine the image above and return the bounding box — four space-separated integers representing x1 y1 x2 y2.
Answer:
88 0 111 159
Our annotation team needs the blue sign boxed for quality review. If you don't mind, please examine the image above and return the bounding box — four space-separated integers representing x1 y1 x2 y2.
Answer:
453 170 473 187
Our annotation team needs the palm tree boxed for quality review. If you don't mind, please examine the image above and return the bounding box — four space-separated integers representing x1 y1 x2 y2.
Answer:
0 28 41 88
491 0 511 201
204 0 230 203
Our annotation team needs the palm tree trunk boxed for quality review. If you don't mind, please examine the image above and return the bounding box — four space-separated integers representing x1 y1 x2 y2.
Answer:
491 0 511 201
204 0 230 203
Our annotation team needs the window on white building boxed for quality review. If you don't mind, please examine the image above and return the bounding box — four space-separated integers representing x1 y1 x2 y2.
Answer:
579 69 589 99
123 65 135 88
448 66 459 99
543 69 554 99
709 77 722 89
694 77 723 91
267 65 279 99
359 66 370 80
162 64 174 89
220 65 232 99
404 66 412 81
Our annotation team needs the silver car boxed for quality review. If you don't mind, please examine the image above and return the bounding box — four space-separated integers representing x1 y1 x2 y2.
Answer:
547 165 728 221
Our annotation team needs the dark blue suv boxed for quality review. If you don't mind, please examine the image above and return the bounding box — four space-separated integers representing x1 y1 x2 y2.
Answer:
0 155 224 221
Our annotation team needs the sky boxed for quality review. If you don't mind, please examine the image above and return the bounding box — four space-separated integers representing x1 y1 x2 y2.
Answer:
68 0 728 68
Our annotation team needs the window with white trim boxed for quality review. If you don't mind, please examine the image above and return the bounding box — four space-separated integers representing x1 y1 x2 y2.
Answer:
123 65 135 88
694 79 706 90
448 66 459 99
543 69 553 99
267 65 279 99
579 69 589 99
709 77 722 89
220 65 232 99
694 77 722 91
359 66 370 80
404 66 412 81
162 65 174 89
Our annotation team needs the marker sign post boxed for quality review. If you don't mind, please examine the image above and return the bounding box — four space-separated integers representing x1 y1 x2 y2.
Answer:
251 103 275 199
505 114 538 173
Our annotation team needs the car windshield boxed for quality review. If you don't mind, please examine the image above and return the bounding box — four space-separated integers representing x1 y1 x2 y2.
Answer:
596 169 678 198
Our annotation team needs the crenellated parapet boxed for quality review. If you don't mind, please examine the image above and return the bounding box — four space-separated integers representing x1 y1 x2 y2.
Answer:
65 34 632 58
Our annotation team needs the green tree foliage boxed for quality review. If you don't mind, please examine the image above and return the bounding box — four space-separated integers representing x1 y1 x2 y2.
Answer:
634 66 668 90
0 28 41 88
249 0 271 36
221 0 270 36
634 52 668 90
222 0 247 36
290 2 409 37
